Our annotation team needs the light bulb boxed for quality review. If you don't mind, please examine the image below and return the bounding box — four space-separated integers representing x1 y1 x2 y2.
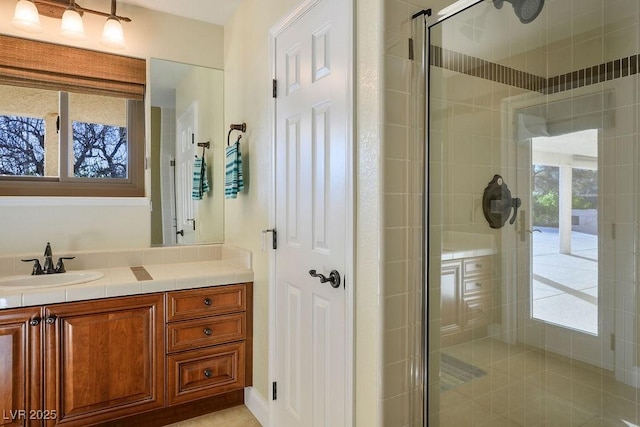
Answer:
60 8 87 41
100 17 126 49
11 0 43 33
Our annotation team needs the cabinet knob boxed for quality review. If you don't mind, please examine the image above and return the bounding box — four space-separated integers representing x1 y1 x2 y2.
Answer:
203 369 212 378
203 298 212 306
476 282 482 288
45 315 57 325
203 328 212 336
29 318 41 326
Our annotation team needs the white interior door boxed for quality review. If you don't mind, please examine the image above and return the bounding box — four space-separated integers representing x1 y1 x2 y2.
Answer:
274 0 349 425
176 103 197 244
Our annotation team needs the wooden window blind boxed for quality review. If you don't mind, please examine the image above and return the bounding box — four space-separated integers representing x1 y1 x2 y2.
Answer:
0 35 145 100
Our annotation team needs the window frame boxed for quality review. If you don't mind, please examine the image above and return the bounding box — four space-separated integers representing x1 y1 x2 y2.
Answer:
0 35 145 197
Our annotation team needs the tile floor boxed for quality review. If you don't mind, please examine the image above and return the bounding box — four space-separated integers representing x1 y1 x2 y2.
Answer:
166 405 261 427
436 338 640 426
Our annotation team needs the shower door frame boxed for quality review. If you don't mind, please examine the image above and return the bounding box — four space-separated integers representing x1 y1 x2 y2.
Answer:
422 2 487 426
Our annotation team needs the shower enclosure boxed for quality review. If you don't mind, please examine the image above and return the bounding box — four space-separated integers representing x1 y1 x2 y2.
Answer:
424 0 640 424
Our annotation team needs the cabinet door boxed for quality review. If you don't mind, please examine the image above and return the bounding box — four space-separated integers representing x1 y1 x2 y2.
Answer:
0 307 42 427
44 294 164 427
440 260 463 336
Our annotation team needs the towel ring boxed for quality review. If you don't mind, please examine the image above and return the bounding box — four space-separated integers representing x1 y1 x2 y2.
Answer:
227 122 247 146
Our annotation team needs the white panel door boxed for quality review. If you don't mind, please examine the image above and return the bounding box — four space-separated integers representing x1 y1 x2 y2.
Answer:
274 0 349 425
176 103 197 244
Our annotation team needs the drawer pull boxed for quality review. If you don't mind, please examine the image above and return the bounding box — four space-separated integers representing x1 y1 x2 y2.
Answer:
203 369 212 378
203 298 212 306
203 327 213 336
475 263 482 268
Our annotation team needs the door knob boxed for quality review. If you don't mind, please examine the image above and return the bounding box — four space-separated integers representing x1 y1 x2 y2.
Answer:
309 269 341 289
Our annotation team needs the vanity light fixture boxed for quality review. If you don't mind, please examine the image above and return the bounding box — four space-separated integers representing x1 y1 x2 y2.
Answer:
10 0 131 48
11 0 43 33
60 0 87 41
100 0 126 49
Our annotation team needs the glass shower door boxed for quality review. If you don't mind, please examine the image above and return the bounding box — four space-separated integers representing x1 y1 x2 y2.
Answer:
427 0 640 425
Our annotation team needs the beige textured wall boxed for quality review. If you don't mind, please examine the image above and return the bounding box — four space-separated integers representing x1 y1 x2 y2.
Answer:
0 1 224 254
223 0 300 403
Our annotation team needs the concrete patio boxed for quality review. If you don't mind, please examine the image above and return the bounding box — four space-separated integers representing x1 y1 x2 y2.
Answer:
531 226 598 334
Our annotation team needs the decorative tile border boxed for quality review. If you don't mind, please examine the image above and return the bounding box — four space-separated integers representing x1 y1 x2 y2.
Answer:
430 45 640 95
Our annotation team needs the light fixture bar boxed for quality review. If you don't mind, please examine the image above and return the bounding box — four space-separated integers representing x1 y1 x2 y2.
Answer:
33 0 131 22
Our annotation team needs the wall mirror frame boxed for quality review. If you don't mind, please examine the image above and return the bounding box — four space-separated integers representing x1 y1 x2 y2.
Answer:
149 58 224 246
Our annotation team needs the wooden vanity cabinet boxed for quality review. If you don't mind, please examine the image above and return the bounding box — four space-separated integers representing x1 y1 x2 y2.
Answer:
0 307 42 427
44 294 165 427
165 284 252 406
0 283 252 427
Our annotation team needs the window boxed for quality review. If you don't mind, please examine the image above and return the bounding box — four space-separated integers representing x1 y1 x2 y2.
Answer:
0 35 145 197
0 114 45 177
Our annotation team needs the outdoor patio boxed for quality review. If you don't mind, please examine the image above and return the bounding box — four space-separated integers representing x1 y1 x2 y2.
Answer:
532 227 598 335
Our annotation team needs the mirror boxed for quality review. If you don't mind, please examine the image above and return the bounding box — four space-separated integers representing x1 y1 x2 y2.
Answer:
149 59 224 246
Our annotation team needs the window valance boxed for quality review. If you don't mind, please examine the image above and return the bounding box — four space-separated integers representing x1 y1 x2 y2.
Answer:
0 35 145 100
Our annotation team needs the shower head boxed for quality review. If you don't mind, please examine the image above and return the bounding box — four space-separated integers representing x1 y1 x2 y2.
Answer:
494 0 544 24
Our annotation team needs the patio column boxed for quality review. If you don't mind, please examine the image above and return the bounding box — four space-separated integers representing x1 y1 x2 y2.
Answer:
559 165 572 254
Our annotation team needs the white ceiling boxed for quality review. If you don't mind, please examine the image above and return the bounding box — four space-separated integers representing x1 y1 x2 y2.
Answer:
117 0 242 25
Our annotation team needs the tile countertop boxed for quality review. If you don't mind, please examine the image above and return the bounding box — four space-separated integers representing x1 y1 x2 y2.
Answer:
441 248 498 261
0 245 253 310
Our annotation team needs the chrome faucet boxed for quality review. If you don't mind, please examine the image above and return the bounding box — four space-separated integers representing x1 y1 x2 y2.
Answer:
21 242 75 275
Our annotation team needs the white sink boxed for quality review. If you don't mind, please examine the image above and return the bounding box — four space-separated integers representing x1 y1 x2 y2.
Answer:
0 271 104 290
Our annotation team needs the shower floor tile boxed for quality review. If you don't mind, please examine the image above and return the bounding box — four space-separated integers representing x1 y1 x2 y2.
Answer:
437 338 640 426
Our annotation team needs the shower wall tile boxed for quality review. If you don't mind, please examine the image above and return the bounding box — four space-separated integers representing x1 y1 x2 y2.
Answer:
605 26 639 61
604 0 639 33
383 125 409 159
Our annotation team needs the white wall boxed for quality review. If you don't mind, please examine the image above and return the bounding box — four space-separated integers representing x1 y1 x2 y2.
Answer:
176 67 225 243
0 1 224 255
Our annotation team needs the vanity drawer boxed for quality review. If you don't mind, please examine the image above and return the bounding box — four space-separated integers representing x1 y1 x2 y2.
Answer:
167 284 246 322
464 296 491 329
167 342 245 406
167 313 246 353
463 257 492 276
463 277 492 296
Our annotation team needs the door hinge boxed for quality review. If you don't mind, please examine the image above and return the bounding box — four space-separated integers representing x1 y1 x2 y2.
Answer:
144 157 149 170
273 79 278 98
408 38 414 61
272 382 277 400
262 228 278 250
611 333 615 351
170 159 176 167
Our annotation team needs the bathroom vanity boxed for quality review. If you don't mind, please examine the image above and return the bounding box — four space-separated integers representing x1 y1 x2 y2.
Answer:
0 245 252 427
440 233 496 348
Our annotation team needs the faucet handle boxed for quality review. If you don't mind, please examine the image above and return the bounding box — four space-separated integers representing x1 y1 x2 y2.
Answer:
55 257 75 274
21 259 43 276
